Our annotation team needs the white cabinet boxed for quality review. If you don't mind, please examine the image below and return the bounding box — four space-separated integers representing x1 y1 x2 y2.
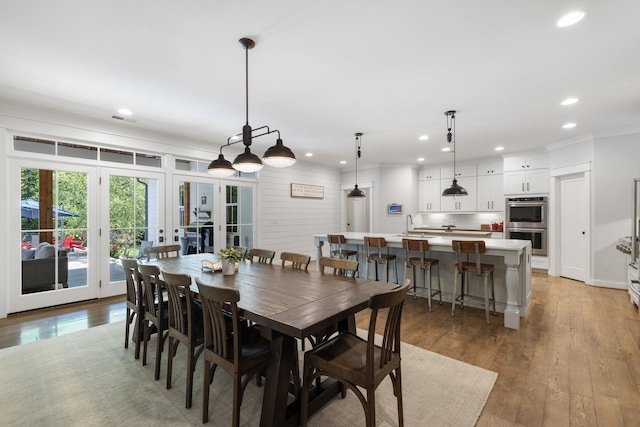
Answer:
477 160 503 175
418 179 441 212
503 153 548 171
440 164 477 178
477 174 504 211
440 177 477 211
418 167 440 181
504 169 549 194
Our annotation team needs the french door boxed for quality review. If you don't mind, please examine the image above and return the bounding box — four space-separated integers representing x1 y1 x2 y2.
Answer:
100 168 165 298
10 160 99 313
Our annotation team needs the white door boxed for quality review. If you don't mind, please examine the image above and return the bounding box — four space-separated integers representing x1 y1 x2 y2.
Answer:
346 189 369 232
172 176 217 256
100 169 165 298
11 161 99 313
560 174 587 281
220 181 257 250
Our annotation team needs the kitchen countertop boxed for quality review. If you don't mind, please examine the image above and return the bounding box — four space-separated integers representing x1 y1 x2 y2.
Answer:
407 228 493 237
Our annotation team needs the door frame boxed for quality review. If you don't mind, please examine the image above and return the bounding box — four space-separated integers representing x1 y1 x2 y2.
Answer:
341 181 374 232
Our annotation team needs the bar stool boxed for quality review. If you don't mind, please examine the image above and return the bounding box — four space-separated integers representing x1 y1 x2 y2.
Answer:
451 240 496 324
402 238 442 311
364 236 398 283
327 234 358 260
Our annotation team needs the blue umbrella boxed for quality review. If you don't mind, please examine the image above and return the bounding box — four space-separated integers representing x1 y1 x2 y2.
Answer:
21 199 78 219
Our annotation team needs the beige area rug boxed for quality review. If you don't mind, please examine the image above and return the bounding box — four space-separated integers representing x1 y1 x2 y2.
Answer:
0 323 497 426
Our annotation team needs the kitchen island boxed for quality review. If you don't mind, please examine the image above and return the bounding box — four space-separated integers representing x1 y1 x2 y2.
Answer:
314 232 531 329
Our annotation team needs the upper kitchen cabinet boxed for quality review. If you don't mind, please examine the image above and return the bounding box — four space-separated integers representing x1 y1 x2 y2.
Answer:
503 153 548 171
440 164 477 178
477 174 504 211
440 177 477 211
477 159 504 175
504 168 549 194
418 179 441 212
418 167 440 181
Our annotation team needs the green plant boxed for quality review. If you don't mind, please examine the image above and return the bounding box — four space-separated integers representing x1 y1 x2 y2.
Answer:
218 246 243 262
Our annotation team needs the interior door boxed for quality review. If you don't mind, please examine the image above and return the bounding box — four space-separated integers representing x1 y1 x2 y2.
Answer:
173 176 216 256
220 181 256 250
100 169 164 298
11 160 99 313
346 189 369 232
560 174 587 281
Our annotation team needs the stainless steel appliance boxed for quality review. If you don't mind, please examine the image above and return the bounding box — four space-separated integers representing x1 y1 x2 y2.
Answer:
506 197 548 256
506 197 547 228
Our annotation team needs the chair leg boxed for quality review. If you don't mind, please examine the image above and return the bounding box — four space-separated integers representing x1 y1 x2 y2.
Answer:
232 374 242 427
125 308 131 348
451 269 458 317
484 274 490 325
186 346 195 408
490 271 497 314
435 264 443 305
394 367 404 427
424 266 432 311
154 328 164 380
202 359 210 423
412 266 417 300
142 321 149 366
394 259 398 284
134 315 143 360
167 337 175 389
366 387 376 427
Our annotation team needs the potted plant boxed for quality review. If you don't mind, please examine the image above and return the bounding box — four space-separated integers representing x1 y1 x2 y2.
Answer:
218 246 242 275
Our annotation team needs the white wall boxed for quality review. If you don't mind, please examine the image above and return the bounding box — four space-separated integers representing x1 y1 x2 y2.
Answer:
258 161 342 261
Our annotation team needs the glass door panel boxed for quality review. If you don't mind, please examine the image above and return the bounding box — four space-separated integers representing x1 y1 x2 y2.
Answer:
224 183 255 250
176 179 215 255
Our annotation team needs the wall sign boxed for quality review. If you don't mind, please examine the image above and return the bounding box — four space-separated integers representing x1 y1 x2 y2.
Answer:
291 183 324 199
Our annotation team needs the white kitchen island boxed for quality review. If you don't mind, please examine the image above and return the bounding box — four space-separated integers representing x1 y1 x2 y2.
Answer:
314 232 531 329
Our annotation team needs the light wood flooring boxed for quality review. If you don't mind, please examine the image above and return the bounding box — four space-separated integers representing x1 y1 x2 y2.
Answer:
1 273 639 426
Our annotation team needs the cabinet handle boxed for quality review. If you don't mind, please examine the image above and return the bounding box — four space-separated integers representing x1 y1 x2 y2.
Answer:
522 182 525 191
527 182 530 191
487 201 490 209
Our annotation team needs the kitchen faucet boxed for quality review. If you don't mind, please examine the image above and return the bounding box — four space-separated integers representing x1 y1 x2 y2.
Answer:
406 214 413 236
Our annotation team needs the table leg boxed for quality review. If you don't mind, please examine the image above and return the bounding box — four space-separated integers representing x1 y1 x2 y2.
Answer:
260 333 296 427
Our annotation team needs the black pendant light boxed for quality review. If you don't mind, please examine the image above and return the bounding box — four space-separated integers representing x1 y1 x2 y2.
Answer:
208 37 296 176
347 132 366 198
442 110 468 197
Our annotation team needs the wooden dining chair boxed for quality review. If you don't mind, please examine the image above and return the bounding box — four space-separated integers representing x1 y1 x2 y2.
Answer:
451 240 496 324
121 257 143 359
144 244 181 261
195 279 270 426
138 263 169 380
161 270 205 409
301 281 410 427
246 248 275 264
319 256 358 278
280 252 311 270
402 238 442 311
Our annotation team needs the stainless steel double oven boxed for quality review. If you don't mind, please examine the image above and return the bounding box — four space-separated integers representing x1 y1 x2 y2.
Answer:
505 196 548 256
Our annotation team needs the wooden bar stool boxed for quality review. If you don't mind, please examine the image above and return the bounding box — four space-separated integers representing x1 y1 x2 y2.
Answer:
402 238 442 311
364 236 398 283
327 234 358 260
451 240 496 324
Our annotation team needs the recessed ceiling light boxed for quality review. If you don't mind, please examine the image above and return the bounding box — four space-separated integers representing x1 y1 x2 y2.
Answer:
230 135 240 140
563 123 577 129
418 135 429 141
441 147 451 152
494 146 504 151
117 108 133 116
561 97 579 106
417 157 425 162
305 153 313 157
557 11 586 27
339 160 347 164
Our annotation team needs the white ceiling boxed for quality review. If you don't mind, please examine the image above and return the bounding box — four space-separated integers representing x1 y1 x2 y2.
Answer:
1 1 639 169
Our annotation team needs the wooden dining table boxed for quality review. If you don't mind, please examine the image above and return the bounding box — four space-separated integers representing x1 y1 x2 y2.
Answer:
146 253 397 427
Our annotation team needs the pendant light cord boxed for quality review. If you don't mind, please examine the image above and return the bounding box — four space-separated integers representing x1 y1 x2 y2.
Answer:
245 44 249 126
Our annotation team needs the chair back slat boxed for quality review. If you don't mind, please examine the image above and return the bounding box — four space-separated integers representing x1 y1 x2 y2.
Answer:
145 244 181 261
161 270 193 337
247 248 275 264
121 258 139 306
280 252 311 270
196 279 241 362
138 264 164 318
319 256 358 278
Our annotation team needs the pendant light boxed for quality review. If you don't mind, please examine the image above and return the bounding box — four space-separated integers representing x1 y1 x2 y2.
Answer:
208 37 296 176
347 132 366 198
441 110 468 197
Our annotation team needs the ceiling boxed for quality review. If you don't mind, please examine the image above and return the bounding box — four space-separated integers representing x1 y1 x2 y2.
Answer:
1 1 639 169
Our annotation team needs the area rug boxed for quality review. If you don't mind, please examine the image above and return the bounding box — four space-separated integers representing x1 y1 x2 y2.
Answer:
0 323 497 426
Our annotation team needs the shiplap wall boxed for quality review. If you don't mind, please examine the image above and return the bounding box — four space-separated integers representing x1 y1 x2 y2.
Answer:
257 161 342 262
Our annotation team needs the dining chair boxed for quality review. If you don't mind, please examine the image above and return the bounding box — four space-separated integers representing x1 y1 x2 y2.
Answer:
402 238 442 311
451 240 496 324
121 257 143 359
280 252 311 270
364 236 398 283
301 281 410 427
195 278 270 426
144 244 181 261
138 263 169 380
232 246 248 260
327 234 358 260
161 270 205 409
319 256 358 278
246 248 275 264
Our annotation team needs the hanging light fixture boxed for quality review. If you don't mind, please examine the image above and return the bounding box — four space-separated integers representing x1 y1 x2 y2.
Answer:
441 110 468 197
208 37 296 176
347 132 366 198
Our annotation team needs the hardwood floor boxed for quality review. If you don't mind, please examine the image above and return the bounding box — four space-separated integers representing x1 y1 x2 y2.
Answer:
1 273 639 425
